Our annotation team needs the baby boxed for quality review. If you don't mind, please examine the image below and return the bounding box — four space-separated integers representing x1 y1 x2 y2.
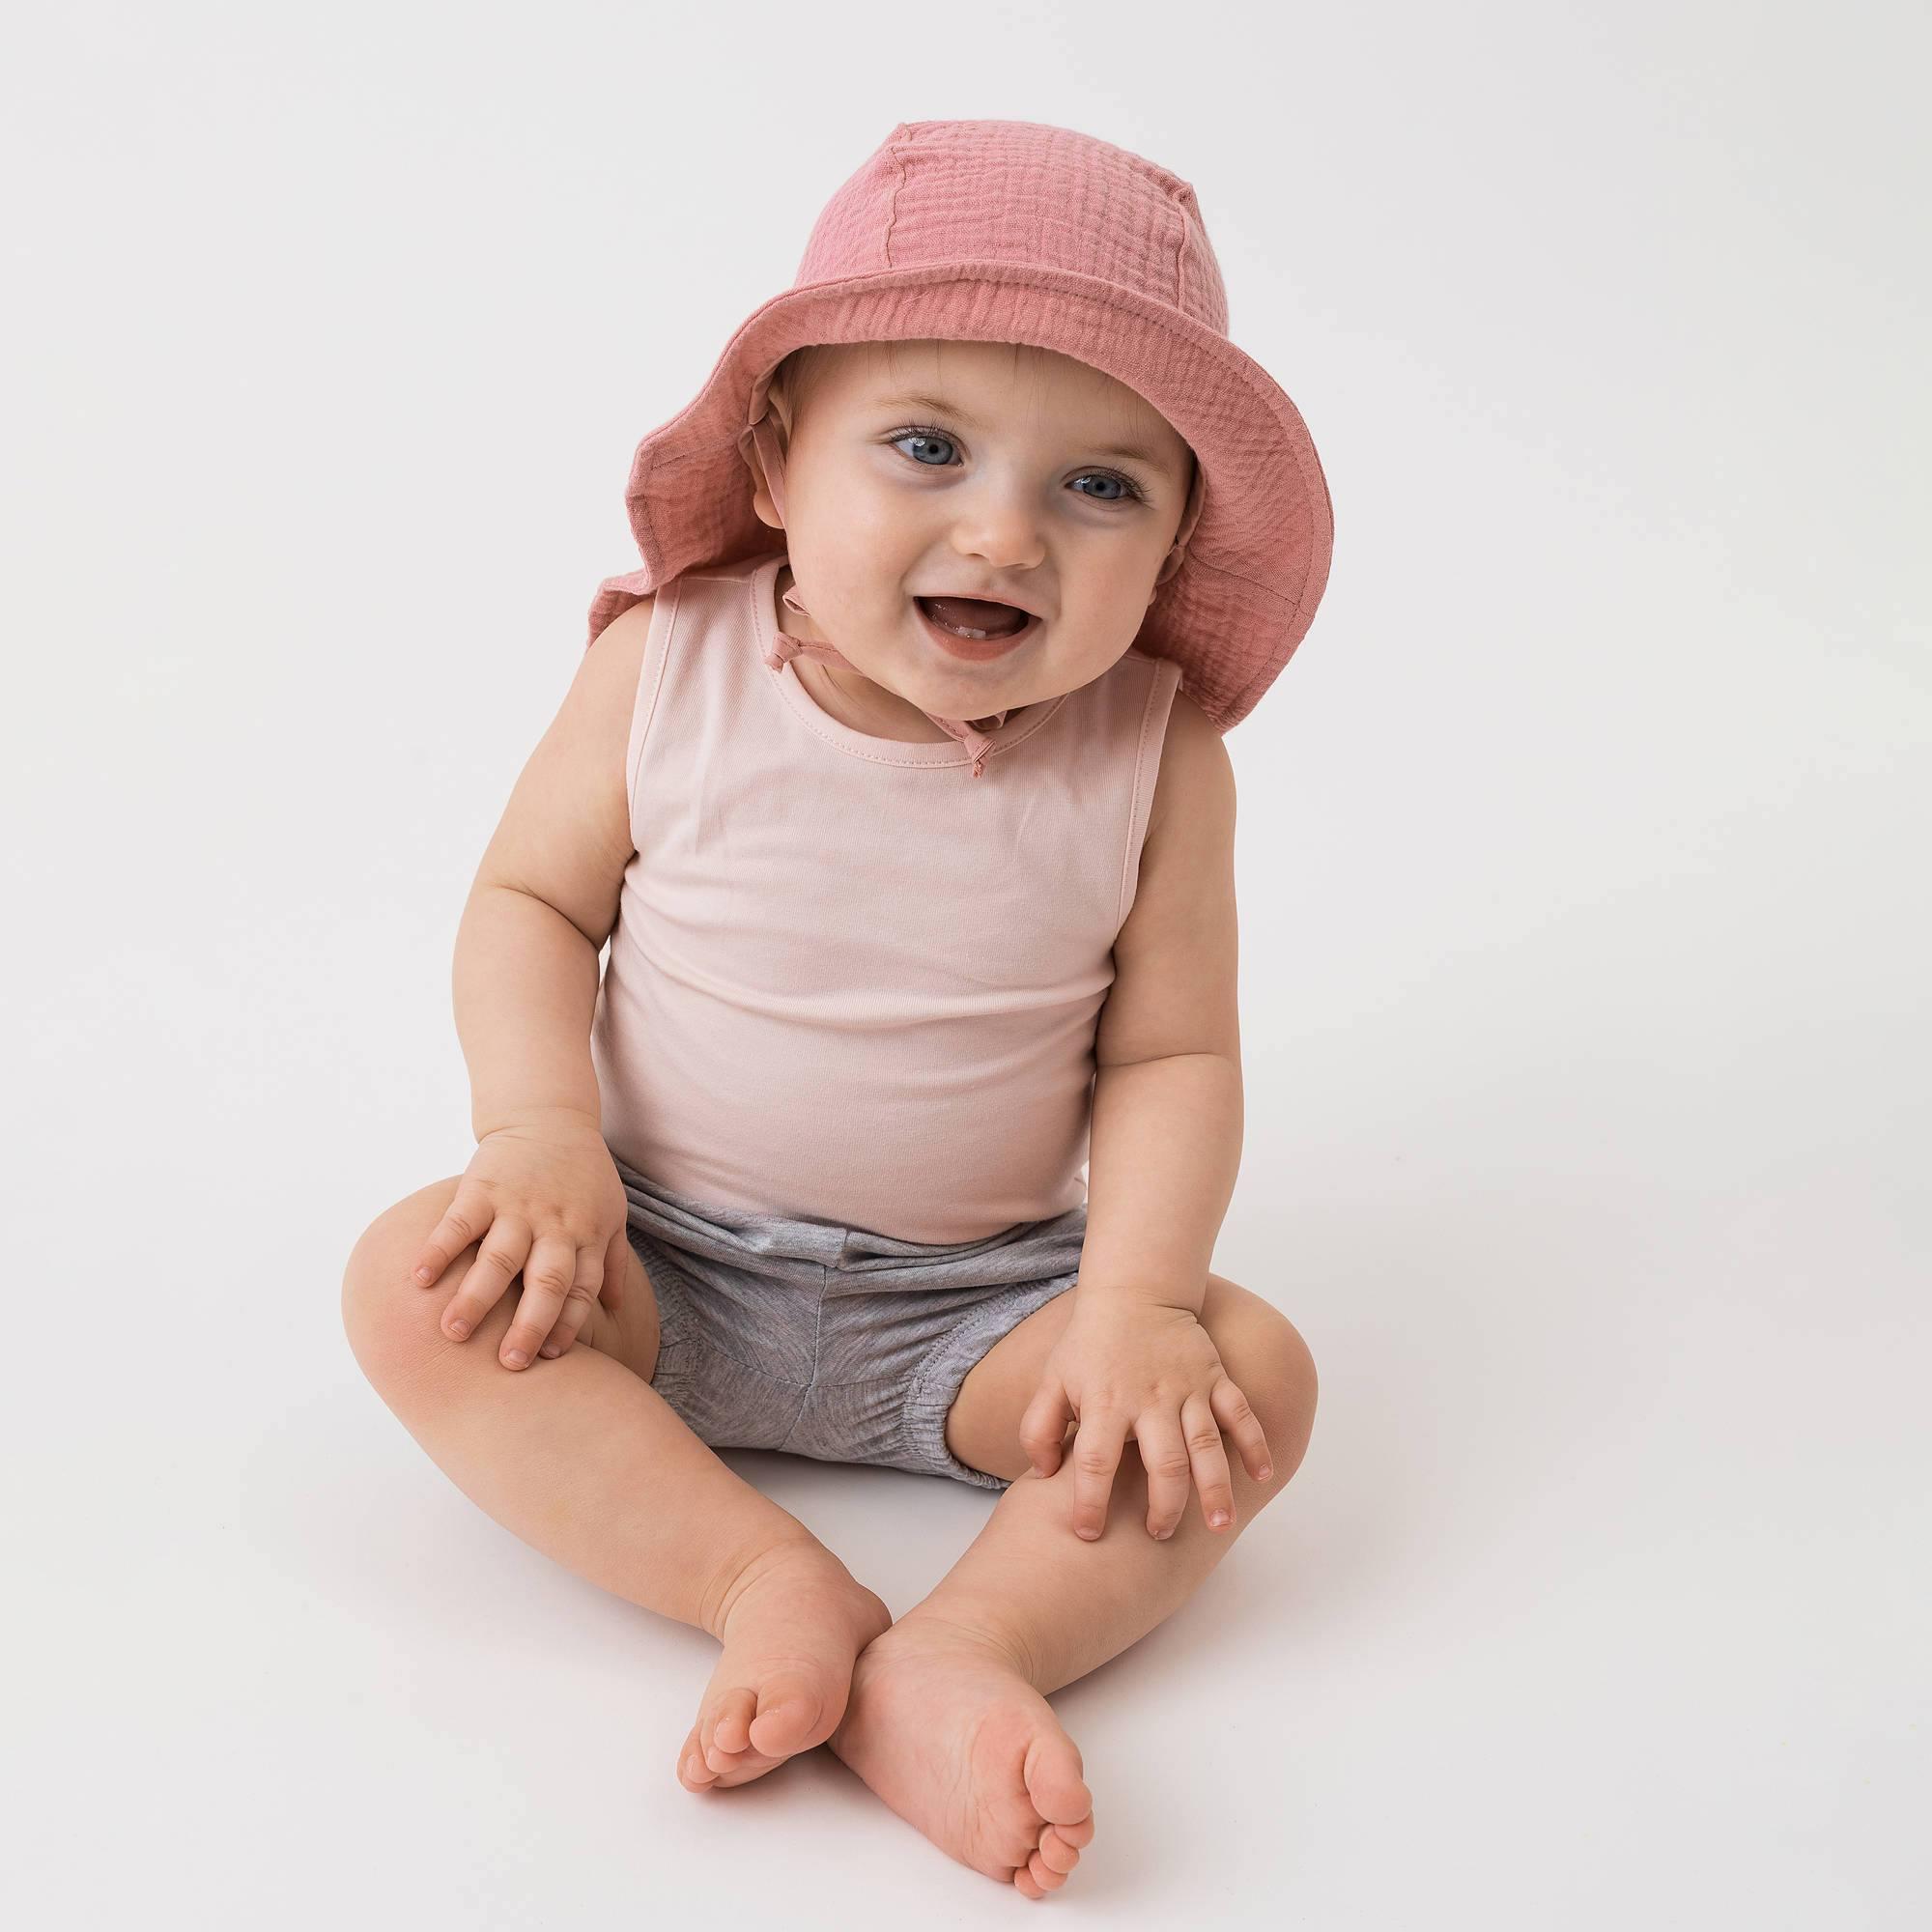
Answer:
342 119 1333 1900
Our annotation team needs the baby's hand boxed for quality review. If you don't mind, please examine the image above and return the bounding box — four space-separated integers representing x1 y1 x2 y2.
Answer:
406 1108 630 1371
1018 1291 1272 1542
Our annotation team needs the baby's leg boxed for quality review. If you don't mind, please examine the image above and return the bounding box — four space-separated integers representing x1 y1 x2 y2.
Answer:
830 1274 1318 1898
342 1177 891 1789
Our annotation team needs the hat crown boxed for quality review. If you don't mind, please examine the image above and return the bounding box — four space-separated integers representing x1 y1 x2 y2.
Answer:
795 120 1231 338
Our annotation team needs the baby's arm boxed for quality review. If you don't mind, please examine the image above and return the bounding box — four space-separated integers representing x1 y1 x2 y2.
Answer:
1015 692 1263 1537
401 598 656 1358
1078 691 1243 1307
451 598 652 1142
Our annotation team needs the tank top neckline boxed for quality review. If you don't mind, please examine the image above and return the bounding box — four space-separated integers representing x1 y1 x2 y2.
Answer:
747 549 1068 768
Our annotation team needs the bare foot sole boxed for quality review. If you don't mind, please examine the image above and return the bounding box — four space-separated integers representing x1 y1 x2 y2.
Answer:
677 1543 893 1792
828 1611 1095 1899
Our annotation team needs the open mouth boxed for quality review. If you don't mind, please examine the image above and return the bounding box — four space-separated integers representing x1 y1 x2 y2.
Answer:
916 596 1032 640
914 595 1039 659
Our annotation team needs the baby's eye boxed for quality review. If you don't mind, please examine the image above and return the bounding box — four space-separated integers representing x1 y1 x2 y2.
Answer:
886 426 1148 505
890 428 957 468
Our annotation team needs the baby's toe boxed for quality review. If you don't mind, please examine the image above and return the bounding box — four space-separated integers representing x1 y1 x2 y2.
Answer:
1021 1732 1093 1833
1025 1846 1069 1891
1048 1813 1095 1852
708 1689 758 1756
1036 1829 1081 1875
747 1676 829 1757
677 1728 720 1791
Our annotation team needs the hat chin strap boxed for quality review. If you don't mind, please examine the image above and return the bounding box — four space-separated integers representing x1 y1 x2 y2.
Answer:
743 407 1200 779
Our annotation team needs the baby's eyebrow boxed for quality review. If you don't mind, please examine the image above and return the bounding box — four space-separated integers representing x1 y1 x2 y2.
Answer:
870 389 1180 479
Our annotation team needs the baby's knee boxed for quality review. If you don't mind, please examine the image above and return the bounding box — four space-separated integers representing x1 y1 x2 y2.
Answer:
1217 1303 1319 1481
340 1178 476 1386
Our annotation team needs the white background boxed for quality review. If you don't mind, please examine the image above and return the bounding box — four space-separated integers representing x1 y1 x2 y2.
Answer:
6 2 1925 1925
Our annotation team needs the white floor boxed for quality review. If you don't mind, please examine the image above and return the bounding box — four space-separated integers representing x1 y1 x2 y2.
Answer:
10 7 1926 1927
18 701 1924 1927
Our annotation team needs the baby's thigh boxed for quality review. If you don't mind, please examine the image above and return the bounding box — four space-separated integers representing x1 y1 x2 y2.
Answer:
341 1177 662 1386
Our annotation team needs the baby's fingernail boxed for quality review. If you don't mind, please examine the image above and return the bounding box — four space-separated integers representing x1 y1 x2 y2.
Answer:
1077 1526 1099 1540
540 1343 561 1358
504 1348 529 1368
1209 1510 1231 1527
1257 1463 1272 1480
413 1267 433 1284
446 1319 469 1340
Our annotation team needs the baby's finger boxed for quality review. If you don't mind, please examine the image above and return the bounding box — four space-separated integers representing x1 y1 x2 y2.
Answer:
1209 1376 1274 1483
1134 1408 1194 1541
411 1188 491 1291
598 1226 628 1314
1070 1414 1127 1541
538 1246 605 1358
1017 1377 1073 1477
1181 1391 1238 1531
500 1234 579 1370
438 1218 528 1342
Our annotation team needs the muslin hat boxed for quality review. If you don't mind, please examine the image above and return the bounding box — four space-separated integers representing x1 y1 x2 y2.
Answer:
586 118 1334 772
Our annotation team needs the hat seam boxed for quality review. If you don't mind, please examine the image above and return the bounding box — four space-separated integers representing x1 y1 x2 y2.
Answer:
882 132 910 267
1168 186 1188 313
1187 552 1321 724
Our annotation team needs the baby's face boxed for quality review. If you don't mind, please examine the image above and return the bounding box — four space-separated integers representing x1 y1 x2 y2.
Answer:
754 340 1195 723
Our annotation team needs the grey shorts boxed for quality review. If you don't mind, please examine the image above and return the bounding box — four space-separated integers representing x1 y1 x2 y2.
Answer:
612 1156 1087 1491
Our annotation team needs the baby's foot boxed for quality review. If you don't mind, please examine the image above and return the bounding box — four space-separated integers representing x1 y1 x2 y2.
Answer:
828 1610 1095 1899
677 1543 893 1792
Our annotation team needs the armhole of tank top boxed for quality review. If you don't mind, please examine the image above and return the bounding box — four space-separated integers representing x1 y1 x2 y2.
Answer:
623 576 682 838
1118 656 1184 928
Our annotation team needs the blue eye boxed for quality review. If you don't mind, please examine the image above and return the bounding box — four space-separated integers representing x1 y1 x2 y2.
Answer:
885 425 1150 505
891 427 956 468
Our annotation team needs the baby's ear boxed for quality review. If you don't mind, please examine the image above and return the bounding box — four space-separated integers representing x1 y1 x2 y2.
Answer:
764 362 797 436
738 412 788 532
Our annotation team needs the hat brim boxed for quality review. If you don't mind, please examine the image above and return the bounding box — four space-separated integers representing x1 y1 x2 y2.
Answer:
591 258 1333 731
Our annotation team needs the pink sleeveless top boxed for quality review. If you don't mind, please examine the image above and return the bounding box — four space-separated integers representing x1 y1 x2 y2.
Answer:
589 549 1181 1244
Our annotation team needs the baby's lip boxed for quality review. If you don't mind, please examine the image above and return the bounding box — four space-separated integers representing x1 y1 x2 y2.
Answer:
913 587 1047 623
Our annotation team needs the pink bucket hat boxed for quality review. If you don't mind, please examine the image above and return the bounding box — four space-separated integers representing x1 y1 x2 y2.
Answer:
586 118 1334 758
